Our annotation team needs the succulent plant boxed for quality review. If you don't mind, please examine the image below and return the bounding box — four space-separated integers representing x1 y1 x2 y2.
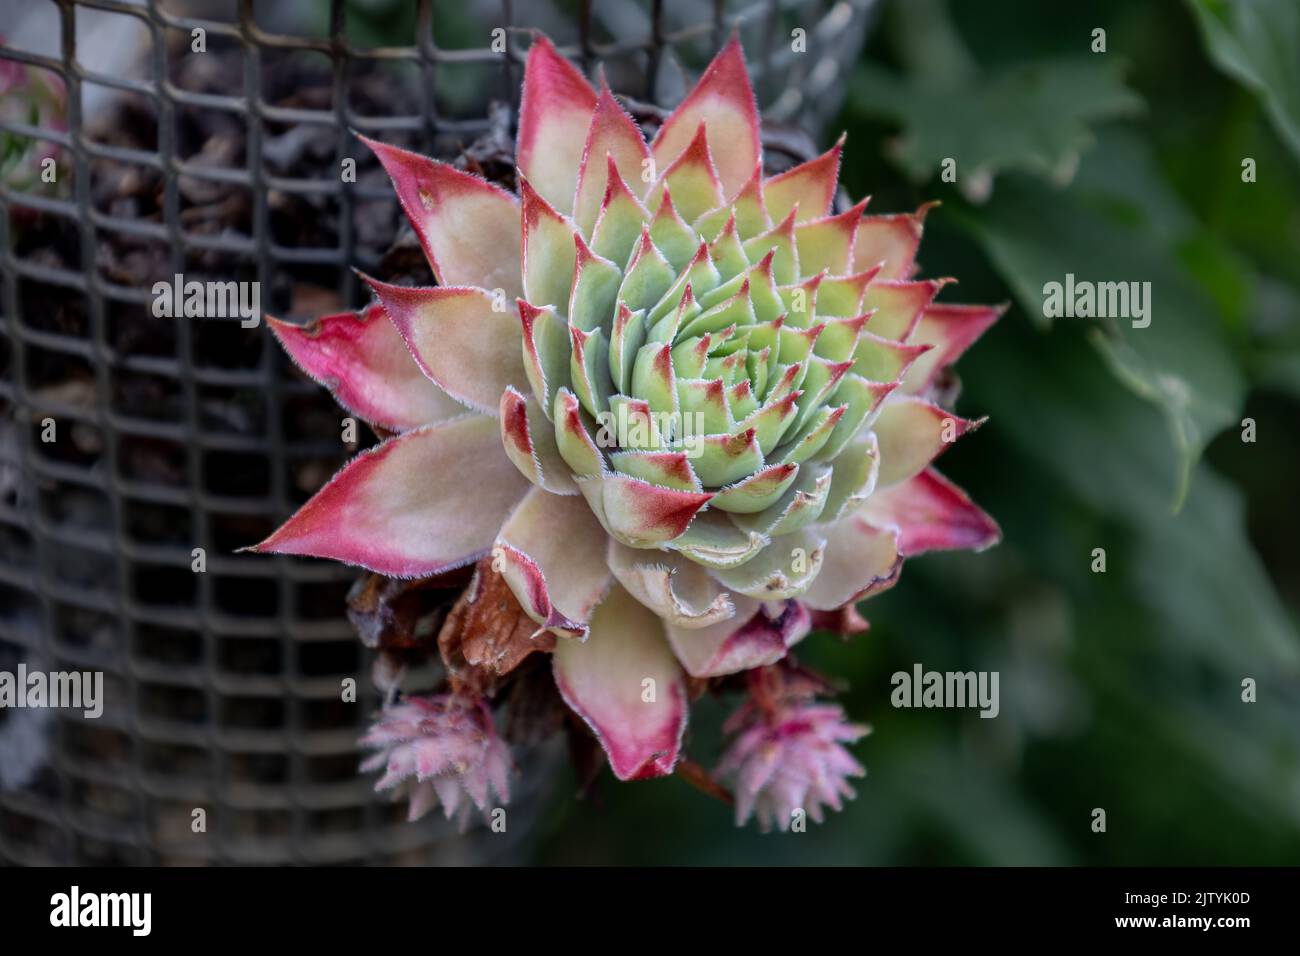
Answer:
252 34 1003 826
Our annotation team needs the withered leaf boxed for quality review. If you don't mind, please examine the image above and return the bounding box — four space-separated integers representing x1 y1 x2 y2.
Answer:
437 556 556 695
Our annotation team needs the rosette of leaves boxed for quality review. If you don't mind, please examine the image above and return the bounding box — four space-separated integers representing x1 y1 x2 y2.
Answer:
253 35 1002 803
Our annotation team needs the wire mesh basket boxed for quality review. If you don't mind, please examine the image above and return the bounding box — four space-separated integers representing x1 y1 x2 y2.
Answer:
0 0 873 865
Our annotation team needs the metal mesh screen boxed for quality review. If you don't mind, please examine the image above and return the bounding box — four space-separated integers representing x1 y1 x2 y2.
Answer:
0 0 872 865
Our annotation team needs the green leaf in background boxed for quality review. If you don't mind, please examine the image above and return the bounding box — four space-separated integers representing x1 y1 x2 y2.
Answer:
951 133 1246 508
966 322 1296 670
1187 0 1300 163
957 316 1300 860
853 59 1143 200
849 0 1142 200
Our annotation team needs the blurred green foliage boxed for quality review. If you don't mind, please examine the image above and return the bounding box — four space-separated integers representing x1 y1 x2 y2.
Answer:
852 0 1143 196
530 0 1300 865
1189 0 1300 159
